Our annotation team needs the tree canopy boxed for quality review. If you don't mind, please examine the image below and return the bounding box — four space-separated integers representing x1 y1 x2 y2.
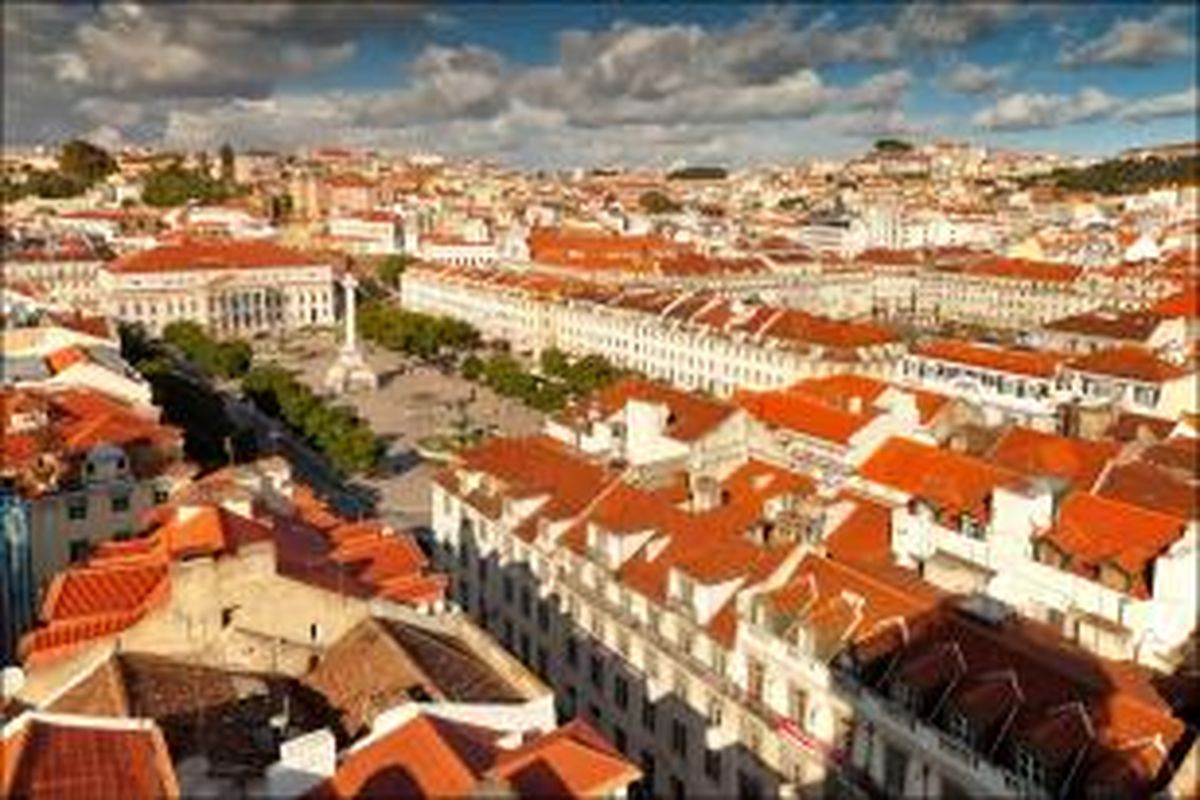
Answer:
59 139 117 185
242 364 382 475
1029 155 1200 195
375 254 416 288
874 138 914 153
162 321 253 380
142 161 237 207
358 300 481 359
667 165 728 180
638 190 682 215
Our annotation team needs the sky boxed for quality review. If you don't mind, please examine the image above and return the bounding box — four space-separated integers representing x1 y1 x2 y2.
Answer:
4 2 1197 168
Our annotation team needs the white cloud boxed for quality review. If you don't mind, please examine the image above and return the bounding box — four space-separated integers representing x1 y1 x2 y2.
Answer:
1118 86 1199 122
972 87 1118 130
1060 9 1193 67
939 61 1011 95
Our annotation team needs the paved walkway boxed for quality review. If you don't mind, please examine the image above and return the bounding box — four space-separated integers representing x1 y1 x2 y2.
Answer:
261 334 542 530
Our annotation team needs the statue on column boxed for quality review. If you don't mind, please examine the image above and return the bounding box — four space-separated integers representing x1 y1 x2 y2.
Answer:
323 270 378 393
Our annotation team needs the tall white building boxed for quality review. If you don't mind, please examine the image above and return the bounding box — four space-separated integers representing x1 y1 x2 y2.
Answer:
101 240 336 337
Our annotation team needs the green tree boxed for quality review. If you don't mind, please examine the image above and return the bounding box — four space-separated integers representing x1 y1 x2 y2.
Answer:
376 254 415 287
539 347 570 378
218 143 235 184
59 139 116 185
638 190 682 215
874 138 913 153
462 355 484 381
143 162 232 207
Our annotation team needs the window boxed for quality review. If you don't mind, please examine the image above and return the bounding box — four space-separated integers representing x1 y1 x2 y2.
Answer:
566 637 579 669
883 743 909 795
309 623 321 643
669 776 685 800
614 726 627 754
747 659 765 702
614 675 629 710
153 486 170 504
503 575 514 604
946 707 972 744
671 718 688 761
68 539 89 562
789 684 808 725
673 670 689 705
537 646 549 678
110 494 131 513
221 607 236 628
640 751 657 794
67 498 87 521
519 632 531 663
503 620 514 648
537 600 550 632
590 654 605 690
737 770 762 800
642 700 657 732
564 686 578 718
704 749 722 783
1015 744 1047 788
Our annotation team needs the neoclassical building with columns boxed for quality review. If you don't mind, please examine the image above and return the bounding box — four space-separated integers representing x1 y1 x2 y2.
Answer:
100 239 337 337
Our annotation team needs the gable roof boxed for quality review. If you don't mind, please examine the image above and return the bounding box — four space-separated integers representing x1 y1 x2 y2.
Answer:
2 713 179 800
987 426 1119 493
859 437 1024 518
564 378 736 443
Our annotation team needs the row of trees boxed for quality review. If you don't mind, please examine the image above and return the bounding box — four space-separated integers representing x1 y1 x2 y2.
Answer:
461 348 622 413
1032 155 1200 195
162 321 252 380
242 365 382 475
357 300 481 361
119 323 256 470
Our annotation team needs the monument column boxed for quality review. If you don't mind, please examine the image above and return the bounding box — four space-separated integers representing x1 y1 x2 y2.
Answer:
324 268 377 393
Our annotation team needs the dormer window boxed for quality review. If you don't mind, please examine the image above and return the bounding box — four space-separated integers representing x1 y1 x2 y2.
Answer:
945 706 973 745
1014 743 1047 789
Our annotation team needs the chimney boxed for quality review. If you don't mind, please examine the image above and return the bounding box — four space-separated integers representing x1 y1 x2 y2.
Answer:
265 727 338 797
690 475 722 513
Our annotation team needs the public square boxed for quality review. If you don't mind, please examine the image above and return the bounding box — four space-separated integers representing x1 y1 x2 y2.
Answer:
262 330 542 530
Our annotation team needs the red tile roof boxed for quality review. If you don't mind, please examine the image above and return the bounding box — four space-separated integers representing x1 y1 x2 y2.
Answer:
987 427 1119 492
22 484 444 664
859 437 1023 518
735 387 874 445
1152 287 1198 318
564 378 736 442
914 339 1064 379
2 714 179 800
1041 492 1188 597
1066 346 1192 383
308 713 638 799
44 347 89 374
962 256 1081 284
110 239 324 273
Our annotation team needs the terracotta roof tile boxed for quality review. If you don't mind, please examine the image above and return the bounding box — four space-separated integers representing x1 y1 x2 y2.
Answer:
110 239 323 274
987 427 1119 492
1067 346 1191 383
915 339 1064 379
859 437 1023 518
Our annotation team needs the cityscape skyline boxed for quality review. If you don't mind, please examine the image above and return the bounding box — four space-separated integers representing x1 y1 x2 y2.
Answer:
5 3 1198 167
